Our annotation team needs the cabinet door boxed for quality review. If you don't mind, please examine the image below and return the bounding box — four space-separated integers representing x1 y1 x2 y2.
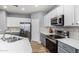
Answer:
64 5 75 26
44 8 58 27
40 33 46 47
51 9 57 18
46 39 57 53
58 41 76 53
7 17 20 27
56 5 64 16
20 18 31 22
44 15 51 27
76 49 79 53
75 5 79 26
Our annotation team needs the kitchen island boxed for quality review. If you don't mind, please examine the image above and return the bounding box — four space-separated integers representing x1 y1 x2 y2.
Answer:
0 34 32 53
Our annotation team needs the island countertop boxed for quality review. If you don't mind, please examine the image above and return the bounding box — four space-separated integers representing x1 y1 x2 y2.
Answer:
0 34 32 53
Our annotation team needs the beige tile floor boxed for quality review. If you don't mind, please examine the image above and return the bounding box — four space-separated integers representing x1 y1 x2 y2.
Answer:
31 41 49 53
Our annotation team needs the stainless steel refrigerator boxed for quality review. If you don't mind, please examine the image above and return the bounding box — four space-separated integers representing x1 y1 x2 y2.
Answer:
19 22 31 41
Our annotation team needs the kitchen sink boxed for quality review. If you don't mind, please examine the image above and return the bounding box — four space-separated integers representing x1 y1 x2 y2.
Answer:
6 36 22 43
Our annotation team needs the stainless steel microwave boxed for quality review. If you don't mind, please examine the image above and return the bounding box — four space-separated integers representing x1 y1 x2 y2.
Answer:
51 15 64 26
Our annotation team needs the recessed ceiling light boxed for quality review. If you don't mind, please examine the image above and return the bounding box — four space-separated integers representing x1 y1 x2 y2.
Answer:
21 8 25 11
3 6 7 9
35 5 38 7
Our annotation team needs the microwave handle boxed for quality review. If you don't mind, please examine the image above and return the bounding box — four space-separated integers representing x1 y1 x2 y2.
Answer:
57 18 59 24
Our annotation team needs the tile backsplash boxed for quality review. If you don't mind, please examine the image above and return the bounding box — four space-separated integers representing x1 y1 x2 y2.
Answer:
42 26 79 40
54 26 79 40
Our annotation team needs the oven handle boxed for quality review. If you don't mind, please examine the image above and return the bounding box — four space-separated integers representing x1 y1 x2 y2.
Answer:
46 38 57 44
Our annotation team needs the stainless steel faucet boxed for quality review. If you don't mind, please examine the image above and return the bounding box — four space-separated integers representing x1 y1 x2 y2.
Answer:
64 31 70 38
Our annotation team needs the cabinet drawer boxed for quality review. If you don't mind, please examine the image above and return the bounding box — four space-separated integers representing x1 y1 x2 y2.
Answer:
58 41 76 53
58 46 68 53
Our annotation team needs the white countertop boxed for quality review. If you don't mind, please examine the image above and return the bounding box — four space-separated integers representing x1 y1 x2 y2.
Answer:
6 31 20 33
40 27 55 35
56 38 79 50
0 34 32 53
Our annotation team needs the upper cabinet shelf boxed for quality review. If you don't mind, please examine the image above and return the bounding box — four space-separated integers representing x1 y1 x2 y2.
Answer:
44 5 79 27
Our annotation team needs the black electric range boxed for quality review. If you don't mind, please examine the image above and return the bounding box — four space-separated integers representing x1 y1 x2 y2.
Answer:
46 35 65 53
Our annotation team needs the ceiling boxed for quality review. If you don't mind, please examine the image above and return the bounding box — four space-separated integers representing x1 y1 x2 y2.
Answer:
0 5 57 14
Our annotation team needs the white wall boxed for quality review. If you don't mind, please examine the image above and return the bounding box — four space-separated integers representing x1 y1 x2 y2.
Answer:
31 19 40 43
0 10 7 33
31 12 45 27
31 12 45 43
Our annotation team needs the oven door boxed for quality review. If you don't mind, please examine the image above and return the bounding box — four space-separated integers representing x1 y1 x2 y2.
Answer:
46 39 57 53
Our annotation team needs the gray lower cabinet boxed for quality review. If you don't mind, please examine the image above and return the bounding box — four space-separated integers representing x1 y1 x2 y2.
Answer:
76 50 79 53
58 41 76 53
40 33 46 47
58 46 68 53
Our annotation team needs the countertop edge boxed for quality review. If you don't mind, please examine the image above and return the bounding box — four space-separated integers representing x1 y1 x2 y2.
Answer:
56 38 79 50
